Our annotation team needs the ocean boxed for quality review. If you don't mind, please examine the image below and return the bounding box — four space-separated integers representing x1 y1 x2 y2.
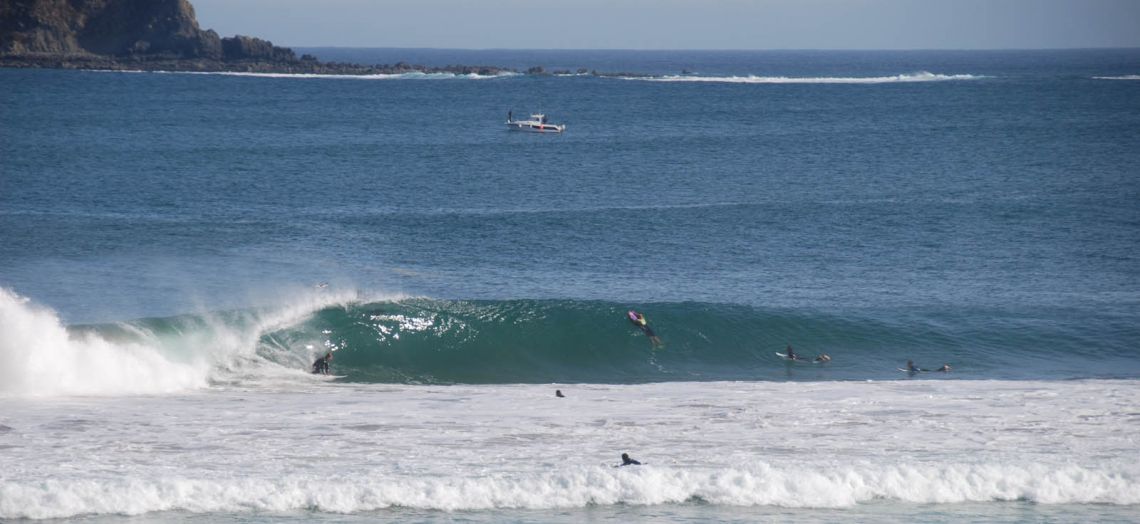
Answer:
1 48 1139 521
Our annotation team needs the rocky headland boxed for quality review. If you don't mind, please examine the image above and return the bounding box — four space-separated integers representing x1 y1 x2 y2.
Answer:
0 0 512 75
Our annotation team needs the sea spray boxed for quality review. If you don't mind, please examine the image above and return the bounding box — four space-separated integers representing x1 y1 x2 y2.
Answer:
0 288 205 396
0 287 365 396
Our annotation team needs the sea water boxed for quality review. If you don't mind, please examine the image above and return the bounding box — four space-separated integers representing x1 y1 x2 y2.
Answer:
1 49 1139 521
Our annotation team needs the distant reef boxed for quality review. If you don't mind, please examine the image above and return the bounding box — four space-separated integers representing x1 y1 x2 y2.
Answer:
0 0 512 75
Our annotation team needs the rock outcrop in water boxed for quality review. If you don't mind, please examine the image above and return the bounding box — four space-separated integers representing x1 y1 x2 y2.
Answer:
0 0 513 75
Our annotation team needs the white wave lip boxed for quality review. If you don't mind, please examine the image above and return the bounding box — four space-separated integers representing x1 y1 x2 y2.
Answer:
0 287 362 396
1093 75 1140 80
0 288 207 396
636 71 984 84
2 462 1136 519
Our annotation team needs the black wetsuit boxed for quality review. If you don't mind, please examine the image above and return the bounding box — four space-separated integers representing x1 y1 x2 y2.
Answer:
621 456 642 466
312 356 330 374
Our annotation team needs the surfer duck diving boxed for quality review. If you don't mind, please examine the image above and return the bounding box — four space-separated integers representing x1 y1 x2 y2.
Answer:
628 310 663 347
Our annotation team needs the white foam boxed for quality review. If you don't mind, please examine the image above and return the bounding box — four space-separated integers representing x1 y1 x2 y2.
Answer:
632 71 985 84
1 462 1134 519
0 287 369 397
0 288 206 396
143 70 516 80
1 380 1136 519
1092 75 1140 80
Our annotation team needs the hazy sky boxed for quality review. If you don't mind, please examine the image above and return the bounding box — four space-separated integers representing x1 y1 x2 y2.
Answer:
191 0 1140 50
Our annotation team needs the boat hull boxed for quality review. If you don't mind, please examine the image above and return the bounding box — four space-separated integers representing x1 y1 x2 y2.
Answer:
506 121 565 133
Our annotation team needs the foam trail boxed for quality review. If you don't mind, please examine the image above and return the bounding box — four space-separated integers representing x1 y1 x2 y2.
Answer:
2 463 1135 519
0 288 206 396
632 71 984 84
1092 75 1140 80
132 70 516 80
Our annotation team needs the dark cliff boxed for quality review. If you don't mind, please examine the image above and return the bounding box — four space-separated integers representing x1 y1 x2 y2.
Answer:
1 0 232 58
0 0 510 75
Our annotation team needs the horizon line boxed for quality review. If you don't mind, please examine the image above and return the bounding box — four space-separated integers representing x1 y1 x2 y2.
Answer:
284 45 1140 53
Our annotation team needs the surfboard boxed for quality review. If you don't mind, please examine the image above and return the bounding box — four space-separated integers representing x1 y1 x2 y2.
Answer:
777 352 829 364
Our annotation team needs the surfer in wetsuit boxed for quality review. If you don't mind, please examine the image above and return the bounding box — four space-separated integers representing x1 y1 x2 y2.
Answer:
785 344 800 361
935 363 951 372
906 360 921 373
620 453 641 466
628 311 663 347
312 351 333 375
814 354 831 363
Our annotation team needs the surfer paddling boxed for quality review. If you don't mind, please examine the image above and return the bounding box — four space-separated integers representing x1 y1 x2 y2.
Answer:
903 361 950 374
628 310 663 347
781 345 829 362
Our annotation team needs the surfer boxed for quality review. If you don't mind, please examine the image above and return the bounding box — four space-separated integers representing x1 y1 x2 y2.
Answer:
814 354 831 363
785 345 800 361
312 351 333 375
620 453 641 466
935 363 951 372
906 360 922 373
628 310 663 347
556 389 565 398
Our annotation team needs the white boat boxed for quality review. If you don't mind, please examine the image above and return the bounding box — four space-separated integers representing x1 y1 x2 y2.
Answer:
506 112 565 133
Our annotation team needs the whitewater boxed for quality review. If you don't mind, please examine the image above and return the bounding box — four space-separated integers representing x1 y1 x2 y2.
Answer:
2 289 1138 521
3 378 1138 519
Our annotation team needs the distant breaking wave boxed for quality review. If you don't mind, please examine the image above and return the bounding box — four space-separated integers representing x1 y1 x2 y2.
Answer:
97 70 517 80
1093 75 1140 80
630 71 984 84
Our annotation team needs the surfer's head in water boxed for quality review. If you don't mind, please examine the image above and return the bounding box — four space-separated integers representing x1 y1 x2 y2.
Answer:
936 364 951 372
814 354 831 363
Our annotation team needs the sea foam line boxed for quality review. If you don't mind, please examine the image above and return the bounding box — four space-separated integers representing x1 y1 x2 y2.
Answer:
1 463 1136 519
1092 75 1140 81
87 69 516 80
630 71 985 84
159 70 516 80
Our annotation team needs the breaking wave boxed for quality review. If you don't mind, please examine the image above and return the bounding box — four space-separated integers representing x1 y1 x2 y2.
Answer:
2 462 1136 519
631 71 985 84
4 291 1136 394
96 70 516 80
0 287 361 397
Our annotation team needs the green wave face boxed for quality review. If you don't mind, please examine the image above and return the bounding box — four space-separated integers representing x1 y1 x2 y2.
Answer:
64 297 1136 385
254 298 1097 384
